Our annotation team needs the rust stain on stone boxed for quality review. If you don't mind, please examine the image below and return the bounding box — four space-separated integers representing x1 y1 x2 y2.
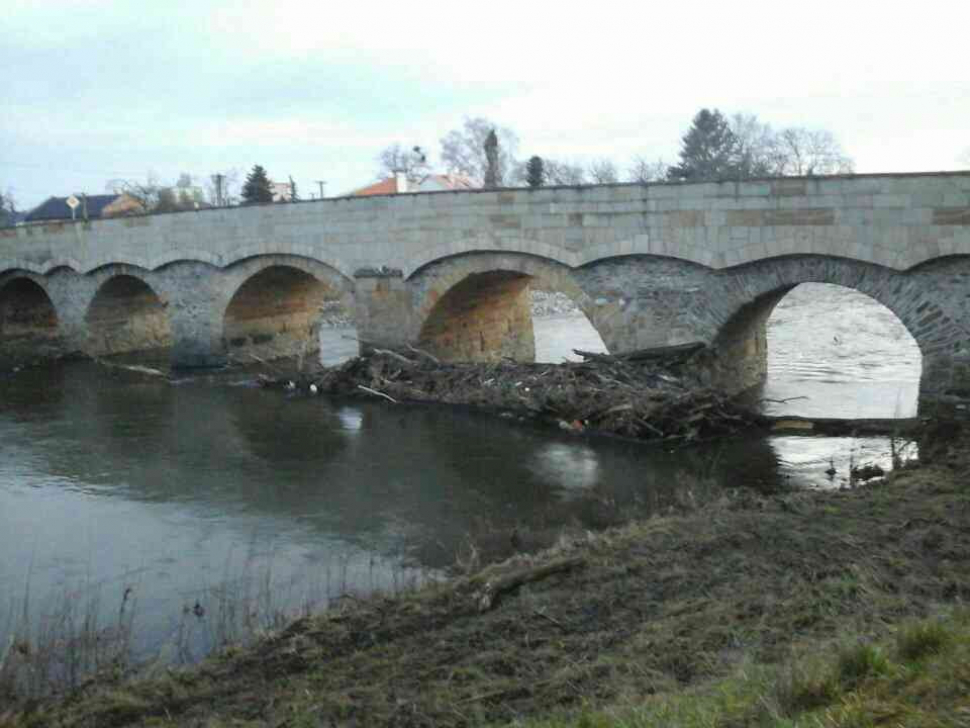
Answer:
726 210 764 226
124 217 151 228
0 229 17 239
933 207 970 225
727 209 834 226
568 213 583 226
489 214 522 229
764 209 834 226
667 210 704 227
498 192 517 205
770 180 808 197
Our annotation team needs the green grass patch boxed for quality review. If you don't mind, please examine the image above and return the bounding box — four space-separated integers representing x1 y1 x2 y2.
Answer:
506 612 970 728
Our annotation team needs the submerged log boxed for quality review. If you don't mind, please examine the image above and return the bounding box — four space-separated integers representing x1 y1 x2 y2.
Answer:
574 341 707 362
766 415 923 436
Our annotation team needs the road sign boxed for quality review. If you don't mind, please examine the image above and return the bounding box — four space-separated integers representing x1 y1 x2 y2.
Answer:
65 195 79 209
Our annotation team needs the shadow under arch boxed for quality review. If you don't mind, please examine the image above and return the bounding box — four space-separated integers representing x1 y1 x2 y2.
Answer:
0 275 64 365
408 251 606 363
222 255 354 364
713 256 926 416
85 274 173 359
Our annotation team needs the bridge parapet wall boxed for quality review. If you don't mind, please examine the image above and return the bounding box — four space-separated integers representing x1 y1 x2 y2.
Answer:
2 172 968 278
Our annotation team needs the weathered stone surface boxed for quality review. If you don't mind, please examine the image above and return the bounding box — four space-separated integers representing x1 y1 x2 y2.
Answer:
1 172 968 411
934 207 970 226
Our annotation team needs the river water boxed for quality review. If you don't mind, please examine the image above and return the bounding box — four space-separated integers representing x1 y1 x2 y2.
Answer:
0 283 921 663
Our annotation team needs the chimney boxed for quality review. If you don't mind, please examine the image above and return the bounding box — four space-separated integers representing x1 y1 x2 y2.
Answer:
395 171 408 194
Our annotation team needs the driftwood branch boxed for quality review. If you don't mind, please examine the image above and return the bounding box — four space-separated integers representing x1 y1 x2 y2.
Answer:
574 342 706 362
94 358 168 379
372 348 415 365
473 556 585 612
406 344 441 365
357 385 398 404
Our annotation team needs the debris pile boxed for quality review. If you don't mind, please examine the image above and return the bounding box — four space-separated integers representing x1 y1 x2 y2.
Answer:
265 343 763 442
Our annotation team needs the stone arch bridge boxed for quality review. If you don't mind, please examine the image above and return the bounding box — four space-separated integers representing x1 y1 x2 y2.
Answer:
2 172 969 413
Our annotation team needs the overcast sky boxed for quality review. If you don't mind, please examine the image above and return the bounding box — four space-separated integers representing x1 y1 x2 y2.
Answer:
3 0 968 208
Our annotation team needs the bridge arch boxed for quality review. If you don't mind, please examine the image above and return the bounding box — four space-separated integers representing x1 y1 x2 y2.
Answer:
221 255 354 363
709 255 949 407
224 244 353 281
0 274 63 364
0 259 82 277
409 251 602 363
84 271 173 358
403 236 581 279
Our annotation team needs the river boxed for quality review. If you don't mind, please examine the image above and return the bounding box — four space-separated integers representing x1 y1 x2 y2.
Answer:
0 283 921 665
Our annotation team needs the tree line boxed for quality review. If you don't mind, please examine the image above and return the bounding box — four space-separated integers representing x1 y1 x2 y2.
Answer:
2 112 966 224
381 109 857 191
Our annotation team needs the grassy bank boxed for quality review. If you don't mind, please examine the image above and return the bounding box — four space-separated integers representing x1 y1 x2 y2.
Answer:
2 428 968 727
518 611 970 726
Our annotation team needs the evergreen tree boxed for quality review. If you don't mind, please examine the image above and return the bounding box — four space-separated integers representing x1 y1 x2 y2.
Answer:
289 175 300 202
483 129 500 189
667 109 740 182
241 165 274 204
526 156 545 188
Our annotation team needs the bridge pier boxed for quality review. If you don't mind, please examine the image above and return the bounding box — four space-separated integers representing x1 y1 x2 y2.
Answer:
161 267 230 368
353 269 412 353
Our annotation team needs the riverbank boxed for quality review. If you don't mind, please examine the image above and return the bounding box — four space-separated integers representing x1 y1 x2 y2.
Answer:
3 421 967 727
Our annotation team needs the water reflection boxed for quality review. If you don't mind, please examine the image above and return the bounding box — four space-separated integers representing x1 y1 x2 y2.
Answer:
530 443 600 498
771 435 918 490
0 283 927 664
1 362 794 651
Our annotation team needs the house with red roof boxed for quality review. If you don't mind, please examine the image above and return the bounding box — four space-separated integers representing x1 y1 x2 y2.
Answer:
348 172 475 197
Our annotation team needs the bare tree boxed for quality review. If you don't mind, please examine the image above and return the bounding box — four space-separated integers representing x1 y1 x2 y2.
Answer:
774 127 854 176
543 159 588 186
375 144 429 182
0 188 17 228
106 172 205 213
105 173 162 212
627 156 668 184
440 117 519 187
730 114 854 177
587 158 619 184
206 169 240 206
730 113 783 177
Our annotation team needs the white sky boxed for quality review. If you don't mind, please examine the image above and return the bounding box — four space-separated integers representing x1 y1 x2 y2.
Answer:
3 0 969 208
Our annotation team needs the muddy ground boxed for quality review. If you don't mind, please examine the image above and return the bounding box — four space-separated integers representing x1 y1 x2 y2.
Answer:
4 419 968 727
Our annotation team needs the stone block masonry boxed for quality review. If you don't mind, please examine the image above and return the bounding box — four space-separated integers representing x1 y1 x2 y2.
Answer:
1 171 968 413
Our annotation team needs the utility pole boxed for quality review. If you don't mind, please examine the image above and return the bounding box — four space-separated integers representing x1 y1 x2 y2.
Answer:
315 180 326 199
212 173 225 207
